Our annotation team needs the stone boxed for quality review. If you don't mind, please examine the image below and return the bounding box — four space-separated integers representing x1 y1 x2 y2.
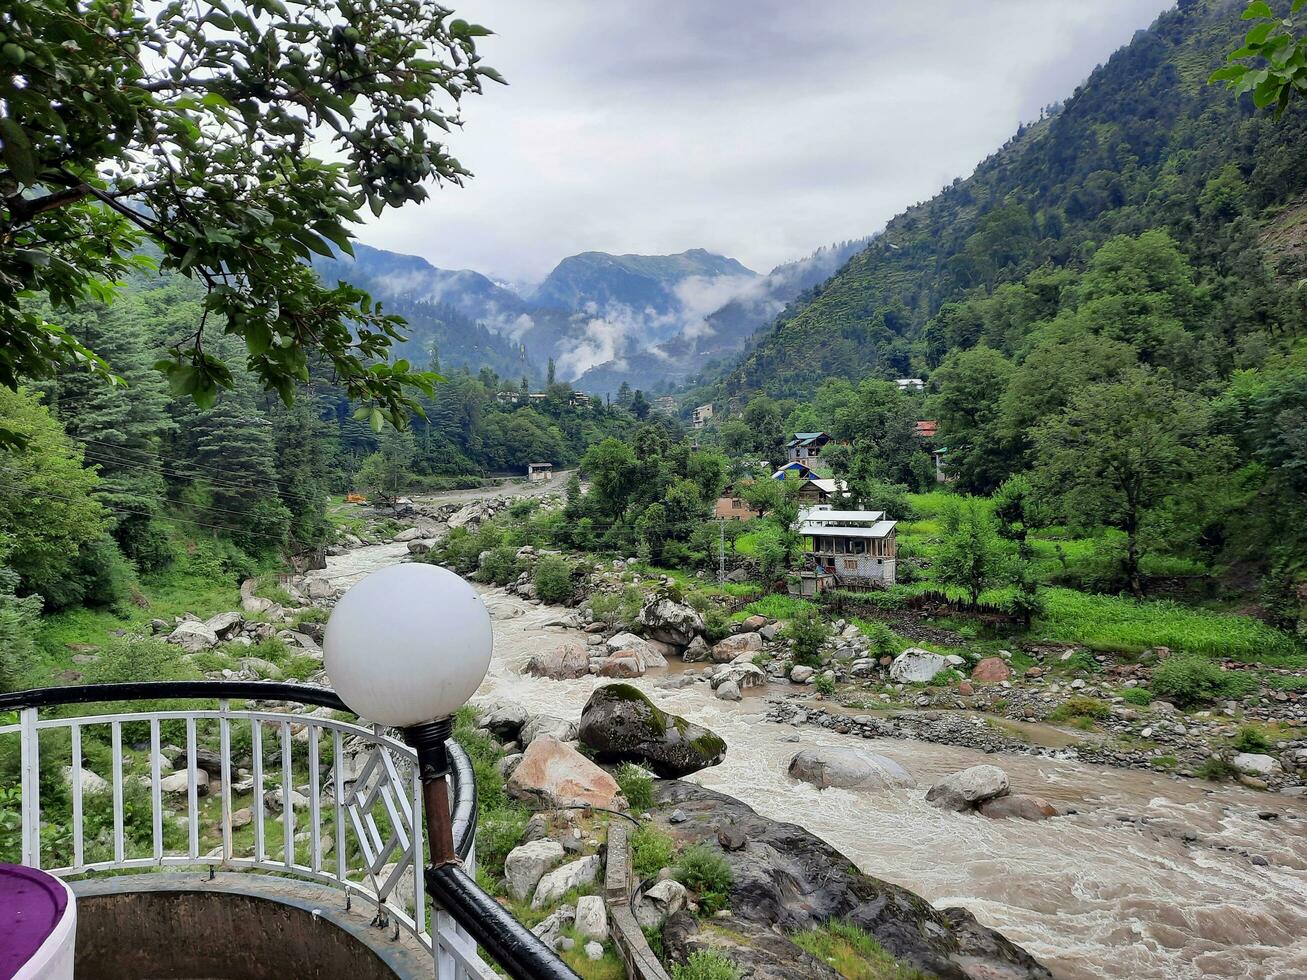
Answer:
165 620 219 653
682 636 712 662
788 747 915 791
636 593 705 646
1232 753 1281 777
595 652 645 678
970 658 1012 683
606 632 667 668
578 683 726 777
711 662 767 691
531 905 576 949
496 754 524 779
584 941 604 961
957 681 974 696
263 786 308 811
62 767 109 795
230 807 253 830
740 615 769 633
531 854 602 909
406 540 433 556
759 624 780 642
242 595 274 615
574 895 608 941
888 648 949 683
504 839 565 902
519 714 579 746
306 577 337 600
925 765 1010 811
789 665 815 684
712 632 763 662
715 680 741 701
480 701 529 742
160 769 211 796
239 656 283 680
525 639 591 680
205 611 245 638
1024 666 1044 679
978 795 1060 821
393 527 426 541
508 737 626 810
718 822 747 850
635 879 687 929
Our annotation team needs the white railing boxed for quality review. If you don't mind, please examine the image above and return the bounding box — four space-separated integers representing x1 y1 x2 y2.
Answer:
0 689 497 980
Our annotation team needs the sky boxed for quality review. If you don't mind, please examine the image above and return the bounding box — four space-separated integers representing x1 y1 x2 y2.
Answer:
360 0 1173 285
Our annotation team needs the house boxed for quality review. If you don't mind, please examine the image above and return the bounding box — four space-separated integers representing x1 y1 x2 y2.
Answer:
570 392 591 407
914 420 938 439
713 483 756 519
805 477 851 505
653 395 678 416
526 462 553 482
896 378 925 393
692 403 714 428
496 391 524 406
528 392 548 404
771 461 814 481
786 432 831 463
798 505 897 586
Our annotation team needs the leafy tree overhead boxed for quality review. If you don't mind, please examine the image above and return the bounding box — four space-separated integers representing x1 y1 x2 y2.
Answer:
1210 0 1307 114
1 0 503 441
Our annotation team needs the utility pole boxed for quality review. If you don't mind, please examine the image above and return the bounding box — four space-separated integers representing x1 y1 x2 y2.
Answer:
717 519 726 586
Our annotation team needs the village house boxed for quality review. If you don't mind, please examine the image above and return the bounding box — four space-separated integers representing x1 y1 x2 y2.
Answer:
526 462 553 482
913 419 950 482
717 473 850 519
713 483 756 519
496 390 524 406
798 505 897 587
569 391 591 407
896 378 926 393
786 431 831 462
653 394 678 416
692 403 714 428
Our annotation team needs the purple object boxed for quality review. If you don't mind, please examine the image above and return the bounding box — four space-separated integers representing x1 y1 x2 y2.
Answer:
1 863 70 979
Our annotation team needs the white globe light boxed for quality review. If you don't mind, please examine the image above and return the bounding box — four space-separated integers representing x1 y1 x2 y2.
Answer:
324 563 493 728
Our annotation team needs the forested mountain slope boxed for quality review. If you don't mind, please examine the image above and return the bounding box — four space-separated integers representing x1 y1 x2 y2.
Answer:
711 0 1307 400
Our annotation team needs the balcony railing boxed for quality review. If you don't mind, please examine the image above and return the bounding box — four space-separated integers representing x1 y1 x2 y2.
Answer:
0 681 576 980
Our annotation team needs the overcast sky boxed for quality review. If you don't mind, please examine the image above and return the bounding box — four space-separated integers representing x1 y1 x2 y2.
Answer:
360 0 1172 284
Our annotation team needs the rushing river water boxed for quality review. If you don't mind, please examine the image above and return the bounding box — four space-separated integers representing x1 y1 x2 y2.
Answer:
321 545 1307 980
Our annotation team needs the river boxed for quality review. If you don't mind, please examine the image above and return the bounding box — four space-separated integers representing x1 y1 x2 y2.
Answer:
321 543 1307 980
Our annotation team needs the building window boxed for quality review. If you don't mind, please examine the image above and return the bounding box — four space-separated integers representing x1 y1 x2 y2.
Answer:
843 559 858 571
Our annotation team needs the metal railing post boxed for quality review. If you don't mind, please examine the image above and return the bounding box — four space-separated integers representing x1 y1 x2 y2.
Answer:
19 707 40 868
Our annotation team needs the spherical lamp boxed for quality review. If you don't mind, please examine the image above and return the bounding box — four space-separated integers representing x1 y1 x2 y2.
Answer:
324 562 493 728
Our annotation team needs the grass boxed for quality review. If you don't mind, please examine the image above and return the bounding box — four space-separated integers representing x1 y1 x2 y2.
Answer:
671 951 740 980
674 844 733 915
792 921 929 980
630 823 676 880
737 594 815 622
616 763 655 812
558 930 626 979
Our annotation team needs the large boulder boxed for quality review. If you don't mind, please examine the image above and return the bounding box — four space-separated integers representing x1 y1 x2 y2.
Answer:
978 795 1060 821
204 611 245 639
712 632 763 662
925 765 1010 812
578 684 726 777
504 839 565 901
605 632 667 669
166 620 219 653
574 895 608 941
710 662 767 691
479 701 529 742
970 657 1012 683
519 714 578 747
888 648 948 683
531 854 602 909
635 879 687 929
788 747 914 791
1232 752 1281 777
682 636 712 663
636 593 705 646
525 639 591 680
594 653 645 678
507 736 626 810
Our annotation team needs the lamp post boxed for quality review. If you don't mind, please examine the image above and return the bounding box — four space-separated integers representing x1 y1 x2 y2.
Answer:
324 562 493 866
323 562 579 980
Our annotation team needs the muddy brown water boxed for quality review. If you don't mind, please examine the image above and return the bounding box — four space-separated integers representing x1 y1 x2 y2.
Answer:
324 545 1307 980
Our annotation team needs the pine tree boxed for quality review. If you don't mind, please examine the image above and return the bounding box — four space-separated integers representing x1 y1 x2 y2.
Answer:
271 392 333 549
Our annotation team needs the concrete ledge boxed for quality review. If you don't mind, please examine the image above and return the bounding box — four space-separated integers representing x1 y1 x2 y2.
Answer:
71 872 432 979
605 823 671 980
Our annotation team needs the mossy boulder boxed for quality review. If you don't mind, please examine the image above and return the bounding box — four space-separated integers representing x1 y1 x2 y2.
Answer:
578 683 726 778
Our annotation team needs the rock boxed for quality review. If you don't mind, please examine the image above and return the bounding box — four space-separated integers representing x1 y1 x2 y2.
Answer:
718 822 748 850
978 795 1060 821
584 941 603 961
525 639 592 680
740 615 769 632
242 595 274 615
578 684 726 777
205 611 244 639
62 767 109 795
531 905 576 949
160 769 211 796
1232 753 1281 777
635 879 688 929
508 737 626 810
406 539 433 556
393 527 426 542
636 593 705 646
957 681 974 696
669 808 688 824
519 714 578 747
531 854 602 909
925 765 1010 812
606 631 667 667
504 839 565 902
712 632 763 662
970 658 1012 683
888 648 948 684
574 895 608 941
263 786 308 811
480 701 529 742
711 662 767 691
496 754 524 779
306 577 337 600
715 681 741 701
759 624 780 642
1024 666 1043 679
595 652 646 678
788 747 915 791
165 620 220 653
789 665 815 684
238 656 283 680
682 636 712 662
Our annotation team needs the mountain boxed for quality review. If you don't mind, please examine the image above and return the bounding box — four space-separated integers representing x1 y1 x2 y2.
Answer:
705 0 1307 400
572 239 870 397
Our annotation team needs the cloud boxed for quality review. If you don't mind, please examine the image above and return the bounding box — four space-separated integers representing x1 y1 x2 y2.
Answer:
356 0 1171 283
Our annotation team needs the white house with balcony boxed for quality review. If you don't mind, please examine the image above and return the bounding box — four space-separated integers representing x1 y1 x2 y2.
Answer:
798 505 897 586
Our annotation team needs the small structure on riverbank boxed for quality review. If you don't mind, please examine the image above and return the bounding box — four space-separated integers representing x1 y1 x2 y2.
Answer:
527 462 554 482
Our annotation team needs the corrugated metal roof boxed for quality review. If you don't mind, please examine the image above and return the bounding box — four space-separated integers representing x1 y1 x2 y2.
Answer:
809 479 848 493
800 521 897 539
798 508 884 523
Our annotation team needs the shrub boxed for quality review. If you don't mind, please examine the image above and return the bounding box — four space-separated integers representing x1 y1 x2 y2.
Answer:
479 545 521 586
1048 696 1110 722
858 620 899 659
1232 725 1272 754
783 607 830 667
674 844 733 914
630 823 675 880
672 952 740 980
534 556 574 604
1119 687 1153 706
792 920 928 980
616 763 655 811
1196 756 1237 782
1151 654 1254 708
813 674 836 697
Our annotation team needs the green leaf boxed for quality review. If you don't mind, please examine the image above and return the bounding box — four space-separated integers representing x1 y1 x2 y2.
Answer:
1208 65 1247 84
0 118 37 186
1242 1 1274 20
369 406 384 433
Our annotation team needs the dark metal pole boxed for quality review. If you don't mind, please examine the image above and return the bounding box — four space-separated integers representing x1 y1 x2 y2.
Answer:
403 717 458 867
